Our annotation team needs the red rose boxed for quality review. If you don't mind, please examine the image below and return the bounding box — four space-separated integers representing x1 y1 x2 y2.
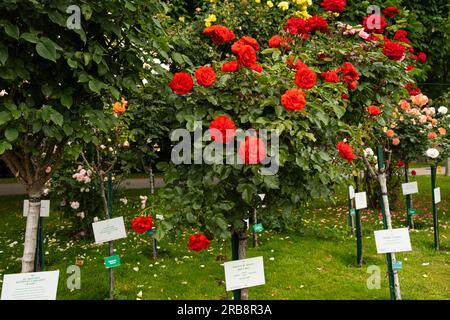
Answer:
337 141 356 164
320 0 346 13
287 56 306 70
284 18 309 35
342 93 350 100
321 70 340 83
347 81 357 91
417 52 427 63
132 216 154 234
237 45 257 67
231 37 260 54
295 66 317 90
209 115 237 144
168 72 194 95
340 62 359 90
221 61 239 73
367 105 382 116
411 170 417 176
393 30 410 44
281 88 307 111
397 160 405 167
268 35 281 48
383 39 406 61
406 65 414 72
383 7 400 18
238 136 266 164
195 66 216 87
405 82 415 90
203 25 236 44
307 16 328 34
250 64 263 73
363 14 388 34
188 234 211 252
410 88 422 96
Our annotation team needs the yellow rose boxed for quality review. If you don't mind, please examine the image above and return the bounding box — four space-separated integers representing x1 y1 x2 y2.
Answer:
277 1 289 10
295 10 311 19
255 0 261 3
267 1 274 8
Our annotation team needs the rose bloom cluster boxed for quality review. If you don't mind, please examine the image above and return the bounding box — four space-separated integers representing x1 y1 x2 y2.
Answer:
72 166 92 184
387 93 448 147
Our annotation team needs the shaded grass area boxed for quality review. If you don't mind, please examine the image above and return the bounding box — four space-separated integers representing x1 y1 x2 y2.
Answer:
0 176 449 300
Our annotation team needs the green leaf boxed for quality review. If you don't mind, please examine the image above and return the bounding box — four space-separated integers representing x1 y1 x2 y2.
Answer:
237 183 258 204
0 141 12 155
61 95 73 108
36 39 57 62
0 111 11 125
4 23 19 40
332 104 346 119
263 175 280 189
0 45 8 66
20 32 40 44
50 111 63 126
5 128 19 142
88 80 101 94
171 52 184 65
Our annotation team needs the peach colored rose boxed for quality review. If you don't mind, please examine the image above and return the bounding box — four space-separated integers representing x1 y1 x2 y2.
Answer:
392 138 400 146
411 93 429 107
399 99 410 111
428 132 437 139
439 127 446 135
386 129 395 138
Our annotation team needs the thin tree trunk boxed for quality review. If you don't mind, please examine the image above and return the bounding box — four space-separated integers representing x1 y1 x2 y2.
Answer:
22 191 42 273
149 165 155 195
252 208 258 248
378 173 402 300
99 173 114 300
237 229 248 300
446 158 450 177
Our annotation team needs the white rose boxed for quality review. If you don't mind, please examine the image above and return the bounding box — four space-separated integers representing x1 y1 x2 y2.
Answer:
429 107 436 116
426 148 440 159
0 89 8 97
70 201 80 210
142 78 148 85
438 106 448 115
153 58 161 64
364 148 374 157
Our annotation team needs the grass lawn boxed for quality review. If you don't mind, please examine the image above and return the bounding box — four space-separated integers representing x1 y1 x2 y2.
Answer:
0 175 449 300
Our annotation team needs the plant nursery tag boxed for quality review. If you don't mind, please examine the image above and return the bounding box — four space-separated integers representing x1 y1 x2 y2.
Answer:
408 208 417 216
434 188 441 204
147 228 155 235
253 223 264 233
1 270 59 300
374 228 412 254
224 257 265 292
392 261 403 271
258 194 266 201
354 192 367 210
349 186 355 199
23 200 50 217
437 166 443 173
350 208 356 217
402 182 418 195
92 217 127 244
104 255 121 269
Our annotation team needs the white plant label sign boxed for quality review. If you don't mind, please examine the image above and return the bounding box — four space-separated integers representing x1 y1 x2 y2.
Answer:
224 257 265 292
374 228 412 254
354 192 367 210
23 200 50 217
434 188 441 204
1 271 59 300
401 182 418 195
92 217 127 244
349 186 355 199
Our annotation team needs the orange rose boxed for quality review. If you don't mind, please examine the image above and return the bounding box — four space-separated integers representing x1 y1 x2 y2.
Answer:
113 101 126 114
439 127 447 135
431 119 438 126
428 132 437 139
392 138 400 146
386 129 395 138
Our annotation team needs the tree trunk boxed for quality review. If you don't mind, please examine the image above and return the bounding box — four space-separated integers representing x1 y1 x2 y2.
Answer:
149 165 155 195
378 173 402 300
22 191 42 273
99 173 114 300
252 208 258 248
446 157 450 177
237 229 249 300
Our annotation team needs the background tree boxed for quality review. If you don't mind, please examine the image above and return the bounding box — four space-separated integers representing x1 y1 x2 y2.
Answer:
0 0 171 272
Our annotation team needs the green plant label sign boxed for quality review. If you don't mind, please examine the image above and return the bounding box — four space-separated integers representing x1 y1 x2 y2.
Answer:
392 261 403 271
253 223 264 233
350 208 356 217
147 227 155 235
104 255 121 269
408 208 417 216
